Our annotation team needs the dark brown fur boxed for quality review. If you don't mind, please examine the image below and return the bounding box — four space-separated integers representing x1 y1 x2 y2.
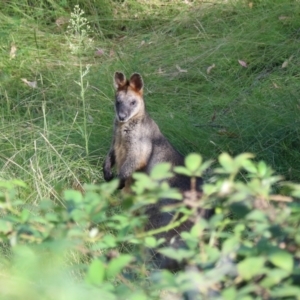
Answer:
103 72 212 270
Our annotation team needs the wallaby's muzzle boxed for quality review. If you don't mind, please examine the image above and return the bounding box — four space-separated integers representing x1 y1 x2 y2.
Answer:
116 103 130 122
118 112 127 122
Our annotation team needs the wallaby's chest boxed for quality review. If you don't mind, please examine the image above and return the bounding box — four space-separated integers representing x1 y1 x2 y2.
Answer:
114 120 142 169
115 120 139 146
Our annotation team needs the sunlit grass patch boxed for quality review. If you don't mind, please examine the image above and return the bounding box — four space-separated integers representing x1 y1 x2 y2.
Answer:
1 0 300 203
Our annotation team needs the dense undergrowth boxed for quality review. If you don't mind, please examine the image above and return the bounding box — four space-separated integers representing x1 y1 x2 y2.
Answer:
1 0 300 299
1 153 300 299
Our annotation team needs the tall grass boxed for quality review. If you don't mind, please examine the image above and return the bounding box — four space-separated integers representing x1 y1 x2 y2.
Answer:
0 0 300 203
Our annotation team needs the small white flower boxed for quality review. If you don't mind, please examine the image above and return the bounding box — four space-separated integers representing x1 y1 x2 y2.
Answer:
66 5 94 54
89 227 98 238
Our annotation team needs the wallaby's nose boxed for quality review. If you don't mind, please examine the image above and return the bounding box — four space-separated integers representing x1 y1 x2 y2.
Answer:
118 112 127 121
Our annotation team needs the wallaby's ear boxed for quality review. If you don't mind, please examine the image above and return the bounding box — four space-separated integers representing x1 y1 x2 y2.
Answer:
129 73 143 92
114 72 126 90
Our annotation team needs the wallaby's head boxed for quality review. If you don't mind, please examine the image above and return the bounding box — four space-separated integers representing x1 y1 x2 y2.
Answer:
113 72 145 123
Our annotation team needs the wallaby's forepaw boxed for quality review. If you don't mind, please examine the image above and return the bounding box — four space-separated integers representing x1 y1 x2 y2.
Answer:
103 169 114 182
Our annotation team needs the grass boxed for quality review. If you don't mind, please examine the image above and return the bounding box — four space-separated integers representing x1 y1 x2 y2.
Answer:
1 0 300 203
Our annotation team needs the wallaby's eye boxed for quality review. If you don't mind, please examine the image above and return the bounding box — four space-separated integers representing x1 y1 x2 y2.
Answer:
130 100 136 106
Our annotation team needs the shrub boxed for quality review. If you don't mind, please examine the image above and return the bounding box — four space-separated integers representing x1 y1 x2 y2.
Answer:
0 153 300 299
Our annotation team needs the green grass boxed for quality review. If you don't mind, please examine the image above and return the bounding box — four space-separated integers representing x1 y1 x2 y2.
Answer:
1 0 300 202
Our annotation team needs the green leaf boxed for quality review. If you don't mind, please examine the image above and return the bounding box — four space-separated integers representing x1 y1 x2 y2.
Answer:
102 234 117 248
0 220 13 234
144 236 157 248
127 292 148 300
222 287 237 300
203 183 218 196
159 189 182 200
45 212 60 223
271 286 300 298
291 185 300 198
199 160 213 173
185 153 202 173
222 237 240 255
12 179 27 188
234 224 245 234
150 163 173 180
21 209 30 223
257 161 268 177
132 173 156 194
203 245 220 263
173 166 192 177
246 210 267 222
0 179 27 189
100 179 119 194
268 250 293 273
70 209 87 223
241 159 257 173
39 200 54 211
63 190 83 203
237 257 265 280
106 254 133 279
86 259 105 285
190 219 207 237
238 296 253 300
151 269 176 287
235 153 254 166
159 247 194 261
260 269 290 288
218 152 234 173
181 231 194 248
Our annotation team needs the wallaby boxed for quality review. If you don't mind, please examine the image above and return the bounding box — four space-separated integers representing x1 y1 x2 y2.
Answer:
103 72 212 270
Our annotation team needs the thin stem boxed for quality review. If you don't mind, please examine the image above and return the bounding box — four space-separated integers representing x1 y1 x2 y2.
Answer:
132 213 190 240
80 60 89 157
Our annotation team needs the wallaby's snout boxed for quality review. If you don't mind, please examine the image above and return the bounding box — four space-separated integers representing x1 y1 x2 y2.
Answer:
115 97 137 122
117 111 127 122
116 102 128 122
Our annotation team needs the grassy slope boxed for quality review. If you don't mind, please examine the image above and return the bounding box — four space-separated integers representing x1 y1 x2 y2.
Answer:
1 0 300 202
